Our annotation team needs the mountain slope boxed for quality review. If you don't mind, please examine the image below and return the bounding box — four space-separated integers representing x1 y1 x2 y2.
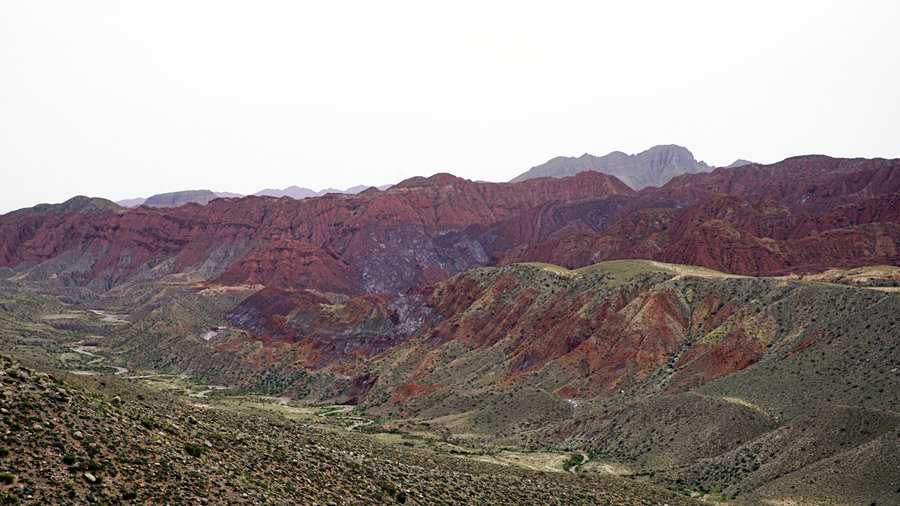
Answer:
0 171 634 294
653 155 900 213
252 184 386 199
0 354 697 505
492 155 900 250
219 260 897 407
724 159 754 168
498 191 900 276
116 190 243 208
2 155 898 298
208 259 900 503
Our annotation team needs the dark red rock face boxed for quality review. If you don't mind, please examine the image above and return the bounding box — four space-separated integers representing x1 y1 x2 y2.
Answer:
217 240 361 295
656 155 900 213
3 156 898 292
221 263 812 404
500 192 900 276
0 171 633 293
484 156 900 260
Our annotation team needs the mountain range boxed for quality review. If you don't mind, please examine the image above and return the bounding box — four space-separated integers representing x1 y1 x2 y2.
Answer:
115 184 393 209
1 150 898 504
5 154 893 293
109 144 732 209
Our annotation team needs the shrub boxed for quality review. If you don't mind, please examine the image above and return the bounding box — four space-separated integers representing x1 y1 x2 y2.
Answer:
377 479 397 496
0 474 14 485
563 453 585 470
184 443 203 457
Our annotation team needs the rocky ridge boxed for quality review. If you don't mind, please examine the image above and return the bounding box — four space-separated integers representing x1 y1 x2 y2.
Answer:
0 171 634 294
498 192 900 276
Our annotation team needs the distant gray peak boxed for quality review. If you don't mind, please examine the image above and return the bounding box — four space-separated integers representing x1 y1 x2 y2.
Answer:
254 186 318 199
117 190 243 208
724 159 754 169
510 144 715 190
115 197 147 208
143 190 218 208
116 183 382 208
253 184 380 199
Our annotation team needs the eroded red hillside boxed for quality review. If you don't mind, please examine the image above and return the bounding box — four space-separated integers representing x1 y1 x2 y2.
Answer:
478 156 900 253
499 192 900 276
4 155 898 294
0 172 633 293
219 261 875 412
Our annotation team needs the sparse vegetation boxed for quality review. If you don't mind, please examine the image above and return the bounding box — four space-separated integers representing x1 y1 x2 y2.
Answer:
0 257 897 504
0 355 697 505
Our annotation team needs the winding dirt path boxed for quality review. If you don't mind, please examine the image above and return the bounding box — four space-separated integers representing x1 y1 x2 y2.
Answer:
70 345 129 375
89 309 129 323
647 261 742 280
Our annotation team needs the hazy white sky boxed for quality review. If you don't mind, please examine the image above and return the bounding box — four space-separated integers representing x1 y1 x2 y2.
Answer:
2 1 899 213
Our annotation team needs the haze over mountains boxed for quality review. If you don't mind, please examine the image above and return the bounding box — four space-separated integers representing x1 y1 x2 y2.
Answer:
105 144 732 210
115 184 393 209
1 150 898 504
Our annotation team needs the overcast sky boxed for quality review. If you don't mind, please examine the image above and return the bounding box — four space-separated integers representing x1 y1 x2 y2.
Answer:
2 1 899 213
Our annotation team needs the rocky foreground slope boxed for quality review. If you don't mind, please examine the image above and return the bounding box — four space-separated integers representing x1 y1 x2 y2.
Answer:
0 355 697 505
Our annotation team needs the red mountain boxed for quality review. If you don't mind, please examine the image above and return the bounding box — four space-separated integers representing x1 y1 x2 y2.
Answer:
1 155 898 295
499 192 900 276
0 172 633 294
655 155 900 213
476 156 900 253
216 258 896 413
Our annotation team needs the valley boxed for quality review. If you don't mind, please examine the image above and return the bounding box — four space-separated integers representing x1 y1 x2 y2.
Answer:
1 256 896 504
1 154 898 504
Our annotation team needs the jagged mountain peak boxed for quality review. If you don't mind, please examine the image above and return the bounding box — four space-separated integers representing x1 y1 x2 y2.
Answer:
511 144 713 189
725 158 754 169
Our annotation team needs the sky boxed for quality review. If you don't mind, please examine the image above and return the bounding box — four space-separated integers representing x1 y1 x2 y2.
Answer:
1 1 899 213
